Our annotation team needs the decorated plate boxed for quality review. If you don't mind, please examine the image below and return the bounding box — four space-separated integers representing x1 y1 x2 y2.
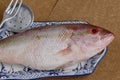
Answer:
0 21 107 80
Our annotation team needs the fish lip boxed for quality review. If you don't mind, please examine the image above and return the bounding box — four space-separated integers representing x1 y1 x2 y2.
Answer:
111 33 115 39
101 31 115 40
108 33 115 40
103 33 115 44
100 32 115 48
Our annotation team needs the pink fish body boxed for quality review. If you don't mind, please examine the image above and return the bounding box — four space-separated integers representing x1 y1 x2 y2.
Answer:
0 24 114 70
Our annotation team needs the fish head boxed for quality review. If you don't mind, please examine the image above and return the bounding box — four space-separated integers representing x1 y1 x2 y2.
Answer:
68 24 115 58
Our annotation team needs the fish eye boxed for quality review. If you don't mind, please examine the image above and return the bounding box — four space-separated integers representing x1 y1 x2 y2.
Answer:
91 28 98 34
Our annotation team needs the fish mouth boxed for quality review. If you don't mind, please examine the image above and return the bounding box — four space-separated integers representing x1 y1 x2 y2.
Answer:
101 28 115 41
105 33 115 41
97 32 114 54
101 32 115 46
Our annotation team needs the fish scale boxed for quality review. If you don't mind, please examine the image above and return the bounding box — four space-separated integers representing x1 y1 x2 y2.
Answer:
0 24 114 70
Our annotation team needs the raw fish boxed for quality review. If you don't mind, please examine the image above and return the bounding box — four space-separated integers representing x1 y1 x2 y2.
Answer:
0 24 114 70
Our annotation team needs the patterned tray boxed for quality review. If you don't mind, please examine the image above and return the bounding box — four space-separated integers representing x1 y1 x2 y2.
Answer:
0 21 107 80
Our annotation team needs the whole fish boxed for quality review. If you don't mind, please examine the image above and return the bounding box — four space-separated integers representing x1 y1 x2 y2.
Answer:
0 24 114 70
